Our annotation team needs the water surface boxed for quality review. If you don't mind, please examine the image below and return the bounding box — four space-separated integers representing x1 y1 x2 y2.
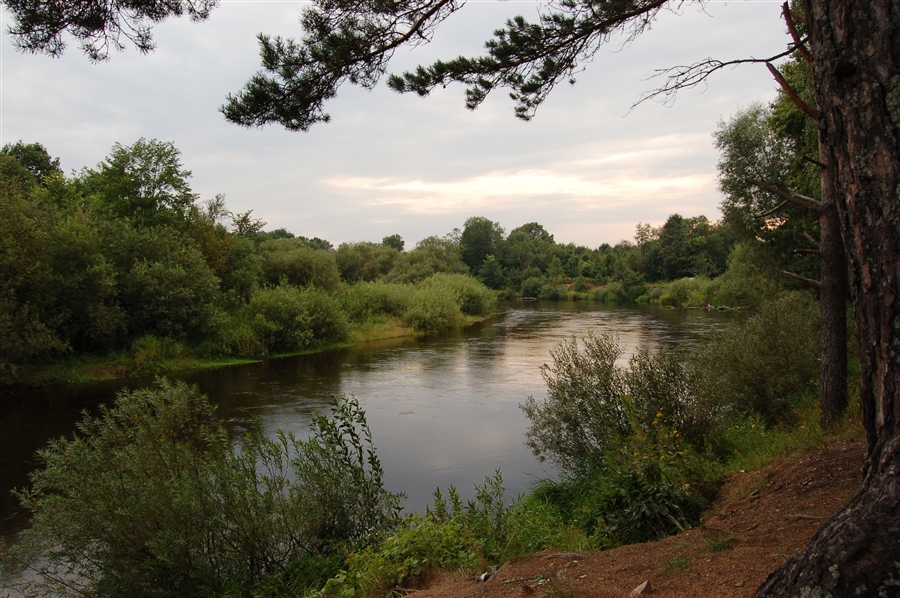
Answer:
0 302 733 539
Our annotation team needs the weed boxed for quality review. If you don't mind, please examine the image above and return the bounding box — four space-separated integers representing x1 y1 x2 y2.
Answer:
700 533 740 553
666 557 689 573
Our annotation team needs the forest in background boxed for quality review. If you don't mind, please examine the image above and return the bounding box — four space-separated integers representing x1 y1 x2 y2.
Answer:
0 64 821 387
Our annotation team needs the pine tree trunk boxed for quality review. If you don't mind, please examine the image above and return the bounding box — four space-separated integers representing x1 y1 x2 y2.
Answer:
818 171 848 428
755 0 900 594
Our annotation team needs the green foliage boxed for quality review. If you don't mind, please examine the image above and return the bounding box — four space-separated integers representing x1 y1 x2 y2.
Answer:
1 140 62 183
317 472 590 598
707 242 781 307
384 235 468 284
335 241 399 283
520 276 542 298
402 287 462 333
338 280 413 322
121 242 222 341
260 238 342 291
520 333 722 547
381 233 404 251
245 284 349 353
694 291 819 424
530 424 719 549
658 277 714 307
419 272 496 316
80 138 198 228
13 381 402 598
131 335 185 372
459 216 505 273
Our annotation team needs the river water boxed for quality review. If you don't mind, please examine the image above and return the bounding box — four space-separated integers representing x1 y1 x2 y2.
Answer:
0 301 734 540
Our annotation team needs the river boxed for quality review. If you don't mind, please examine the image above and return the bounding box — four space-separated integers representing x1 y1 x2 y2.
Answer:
0 301 734 541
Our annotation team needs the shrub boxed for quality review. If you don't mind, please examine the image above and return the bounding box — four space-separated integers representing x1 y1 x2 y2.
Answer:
120 245 221 342
520 333 721 547
245 284 349 352
338 281 413 322
131 334 185 371
520 276 542 298
13 381 402 598
259 239 342 291
402 288 462 333
694 291 819 424
539 282 567 300
419 273 496 316
590 281 625 302
659 277 714 307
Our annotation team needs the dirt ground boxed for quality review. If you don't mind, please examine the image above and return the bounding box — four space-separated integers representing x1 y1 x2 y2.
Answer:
403 438 866 598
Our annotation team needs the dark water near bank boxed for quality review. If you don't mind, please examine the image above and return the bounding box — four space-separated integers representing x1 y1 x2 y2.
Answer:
0 302 734 540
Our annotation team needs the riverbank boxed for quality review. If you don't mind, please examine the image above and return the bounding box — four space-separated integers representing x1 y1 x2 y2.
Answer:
6 314 494 388
405 437 866 598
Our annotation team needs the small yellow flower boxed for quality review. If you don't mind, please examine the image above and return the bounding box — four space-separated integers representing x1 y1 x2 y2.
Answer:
634 452 640 457
656 412 664 418
652 419 658 425
751 424 756 429
660 455 665 460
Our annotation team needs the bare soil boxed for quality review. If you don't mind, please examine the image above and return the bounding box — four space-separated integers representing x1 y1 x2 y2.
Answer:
404 438 865 598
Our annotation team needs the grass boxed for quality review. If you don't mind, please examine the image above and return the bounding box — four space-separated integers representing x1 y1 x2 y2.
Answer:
11 314 498 387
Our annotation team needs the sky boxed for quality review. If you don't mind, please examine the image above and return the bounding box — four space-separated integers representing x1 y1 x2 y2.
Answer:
1 0 790 248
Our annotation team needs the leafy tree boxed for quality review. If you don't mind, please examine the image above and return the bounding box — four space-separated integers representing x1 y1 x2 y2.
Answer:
1 141 62 184
459 216 504 274
381 233 404 251
335 241 398 283
384 234 467 283
258 238 342 291
80 138 198 228
229 209 266 236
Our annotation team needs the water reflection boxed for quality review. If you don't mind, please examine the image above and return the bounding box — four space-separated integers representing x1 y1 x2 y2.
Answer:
0 302 734 539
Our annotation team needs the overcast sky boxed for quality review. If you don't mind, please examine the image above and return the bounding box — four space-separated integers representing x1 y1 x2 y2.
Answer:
2 0 789 247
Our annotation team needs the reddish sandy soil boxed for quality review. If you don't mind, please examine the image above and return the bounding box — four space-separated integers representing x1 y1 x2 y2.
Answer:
403 438 865 598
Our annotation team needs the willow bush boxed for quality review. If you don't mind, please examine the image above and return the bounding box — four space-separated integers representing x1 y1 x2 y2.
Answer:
13 381 402 598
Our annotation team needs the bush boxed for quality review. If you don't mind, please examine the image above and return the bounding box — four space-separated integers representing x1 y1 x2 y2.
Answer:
519 276 542 298
245 284 349 352
659 277 714 307
131 334 185 371
419 273 496 316
120 245 222 342
694 291 819 424
520 333 721 547
338 281 414 322
590 281 625 302
402 288 462 333
538 282 567 300
259 239 342 291
707 242 780 307
13 381 402 598
317 472 590 598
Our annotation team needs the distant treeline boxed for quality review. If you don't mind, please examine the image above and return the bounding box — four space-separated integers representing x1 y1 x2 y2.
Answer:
1 130 816 384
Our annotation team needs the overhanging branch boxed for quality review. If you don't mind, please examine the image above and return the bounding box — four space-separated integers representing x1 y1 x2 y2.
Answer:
778 269 821 289
766 62 817 120
782 2 811 65
746 178 822 213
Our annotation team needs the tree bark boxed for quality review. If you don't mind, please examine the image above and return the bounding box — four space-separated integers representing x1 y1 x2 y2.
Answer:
818 162 848 428
755 0 900 595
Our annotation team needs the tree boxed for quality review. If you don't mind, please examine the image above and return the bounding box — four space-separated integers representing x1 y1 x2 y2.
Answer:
81 138 198 228
5 0 217 62
1 141 62 184
381 234 405 251
459 216 505 274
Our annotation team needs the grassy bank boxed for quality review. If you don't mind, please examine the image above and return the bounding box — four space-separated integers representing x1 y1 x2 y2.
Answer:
11 313 494 387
